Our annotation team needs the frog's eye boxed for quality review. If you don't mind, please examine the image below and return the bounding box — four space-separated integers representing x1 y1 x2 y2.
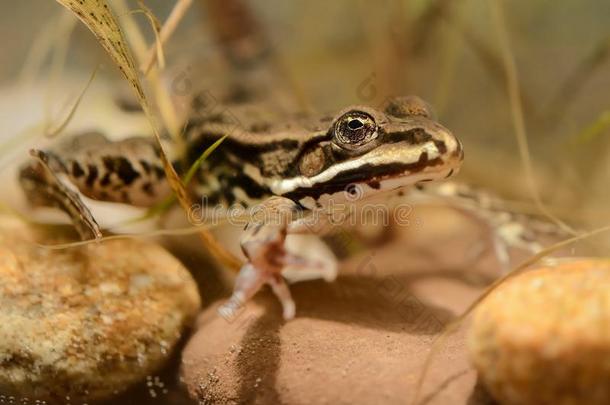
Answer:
333 111 378 150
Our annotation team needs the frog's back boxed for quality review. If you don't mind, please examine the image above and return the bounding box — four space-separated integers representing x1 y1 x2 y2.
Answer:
182 98 330 208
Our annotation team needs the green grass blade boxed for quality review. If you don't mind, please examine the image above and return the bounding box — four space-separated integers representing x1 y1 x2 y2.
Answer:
123 134 228 224
572 110 610 144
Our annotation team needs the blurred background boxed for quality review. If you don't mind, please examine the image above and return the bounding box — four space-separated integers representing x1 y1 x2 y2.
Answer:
0 2 609 403
0 0 609 249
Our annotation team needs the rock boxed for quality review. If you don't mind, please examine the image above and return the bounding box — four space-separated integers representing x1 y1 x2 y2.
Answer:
0 216 201 404
180 205 505 404
469 259 610 405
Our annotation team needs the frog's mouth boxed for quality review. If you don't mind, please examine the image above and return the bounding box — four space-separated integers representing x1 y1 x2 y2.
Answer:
281 157 460 209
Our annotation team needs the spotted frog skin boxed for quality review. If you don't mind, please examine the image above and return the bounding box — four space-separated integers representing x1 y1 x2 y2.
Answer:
19 95 463 319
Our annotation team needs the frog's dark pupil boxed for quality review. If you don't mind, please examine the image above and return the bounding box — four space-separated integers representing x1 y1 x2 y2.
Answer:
348 119 364 130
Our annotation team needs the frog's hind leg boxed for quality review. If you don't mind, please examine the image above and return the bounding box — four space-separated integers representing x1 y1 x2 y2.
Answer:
20 149 102 239
444 204 537 272
19 132 172 240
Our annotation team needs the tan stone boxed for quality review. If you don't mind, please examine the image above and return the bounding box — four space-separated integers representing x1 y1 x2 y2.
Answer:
0 216 200 404
469 259 610 405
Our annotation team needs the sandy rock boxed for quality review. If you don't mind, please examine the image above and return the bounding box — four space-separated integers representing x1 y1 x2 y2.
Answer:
469 259 610 405
0 216 201 404
180 206 507 404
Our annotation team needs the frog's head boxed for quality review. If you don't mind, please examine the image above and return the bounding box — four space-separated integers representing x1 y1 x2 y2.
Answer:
275 96 463 209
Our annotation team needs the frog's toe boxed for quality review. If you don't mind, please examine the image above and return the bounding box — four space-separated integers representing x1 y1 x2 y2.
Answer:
268 274 296 320
219 262 297 321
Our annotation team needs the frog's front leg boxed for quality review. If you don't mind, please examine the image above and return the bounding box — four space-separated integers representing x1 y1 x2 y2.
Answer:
219 197 330 320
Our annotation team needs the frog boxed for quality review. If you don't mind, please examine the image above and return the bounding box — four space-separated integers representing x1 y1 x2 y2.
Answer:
19 94 463 320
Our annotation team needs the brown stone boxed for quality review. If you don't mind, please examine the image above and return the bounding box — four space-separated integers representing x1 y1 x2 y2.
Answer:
0 216 201 404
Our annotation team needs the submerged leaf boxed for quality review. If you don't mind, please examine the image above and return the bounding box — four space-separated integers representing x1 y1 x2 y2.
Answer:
53 0 242 271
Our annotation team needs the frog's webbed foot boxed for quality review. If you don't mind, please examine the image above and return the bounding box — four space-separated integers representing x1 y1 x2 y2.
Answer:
453 205 544 272
491 221 544 271
218 197 326 320
219 262 297 320
19 149 102 240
